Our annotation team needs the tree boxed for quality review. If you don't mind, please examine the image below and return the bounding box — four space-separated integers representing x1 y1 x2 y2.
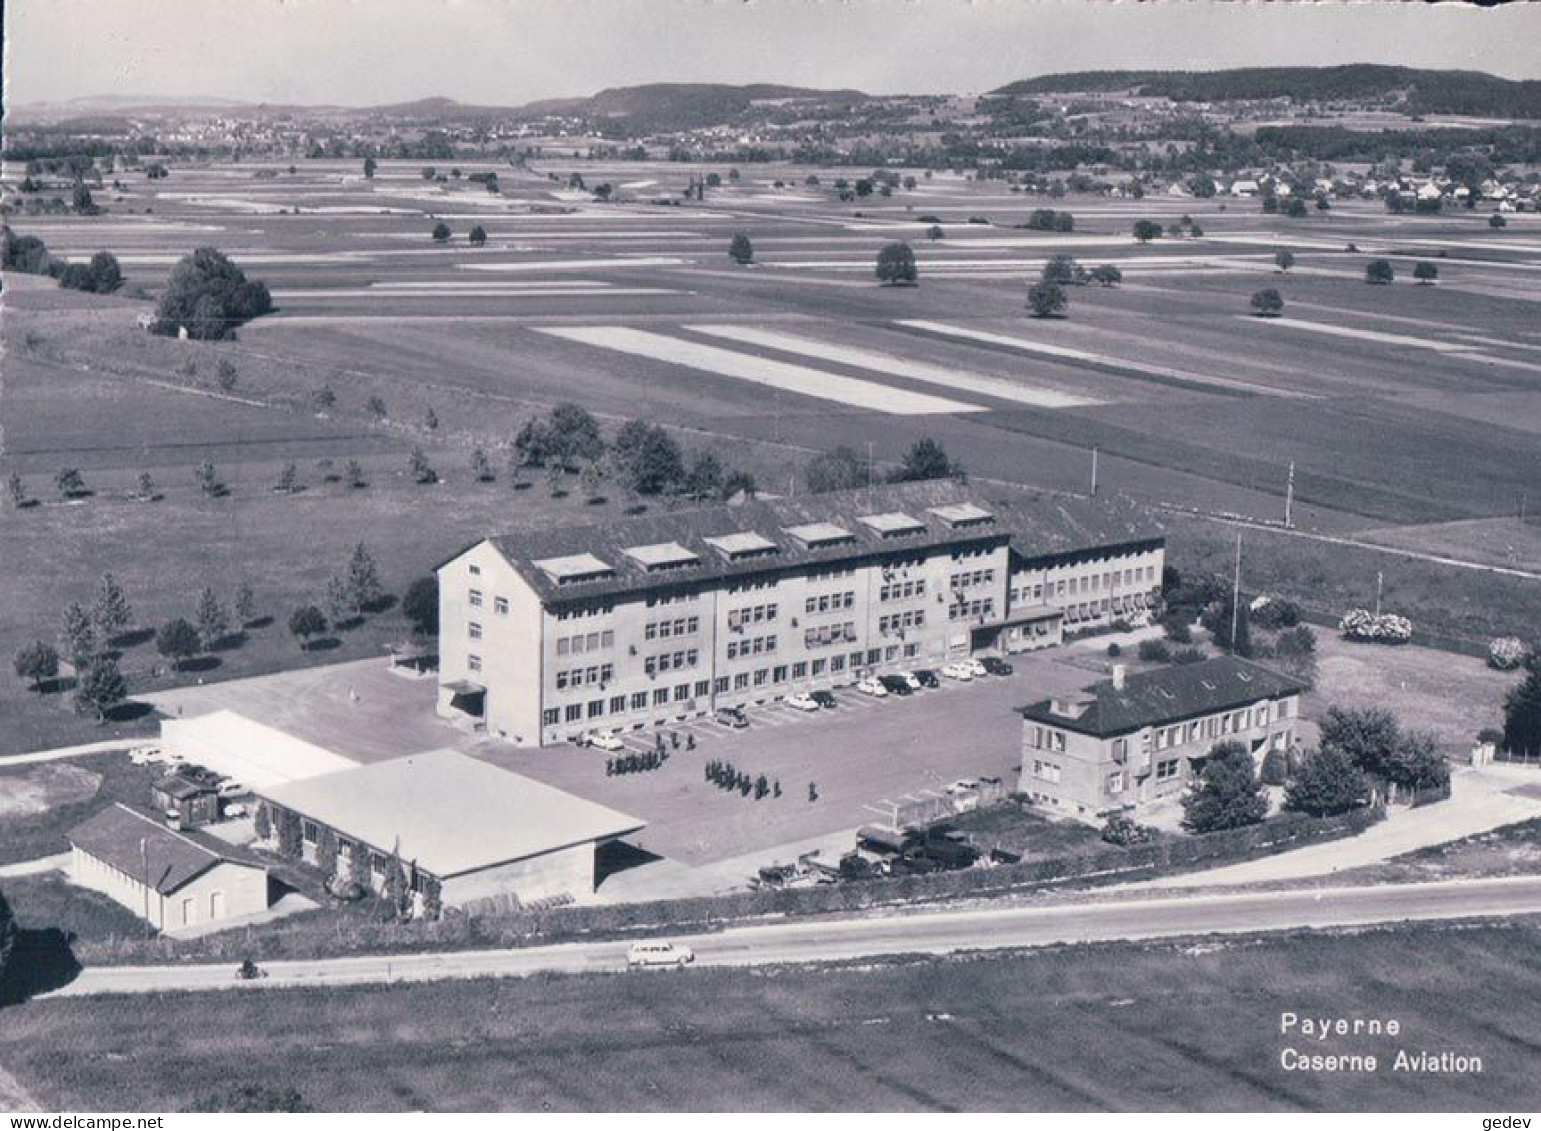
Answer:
363 157 377 180
288 605 327 651
196 460 224 497
1132 219 1163 243
310 385 336 415
546 403 605 469
424 406 439 431
191 1085 312 1113
1318 706 1401 780
1041 255 1081 286
1413 261 1439 285
195 588 229 650
875 241 917 286
0 888 16 987
91 573 133 644
409 448 437 484
56 467 87 498
315 828 338 879
253 803 272 842
803 446 867 493
402 576 439 636
215 358 238 391
1250 288 1285 318
1027 282 1068 319
346 543 385 611
14 641 59 693
891 437 960 483
684 452 723 500
470 448 494 482
157 617 201 670
59 603 95 665
468 225 487 247
276 461 299 493
1385 730 1450 793
323 575 352 626
345 459 367 490
1365 259 1395 285
1284 744 1370 818
88 251 123 293
1502 654 1541 758
234 582 257 626
366 395 387 421
1274 249 1295 273
1181 742 1267 833
610 420 684 496
721 468 757 500
927 224 945 241
1286 197 1309 218
728 233 754 265
431 222 451 243
74 655 127 721
7 474 28 509
1489 213 1507 229
1090 264 1122 287
151 248 272 340
135 471 156 501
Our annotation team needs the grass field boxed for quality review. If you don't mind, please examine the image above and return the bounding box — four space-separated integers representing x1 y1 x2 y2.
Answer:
4 921 1540 1111
0 754 158 866
3 160 1538 756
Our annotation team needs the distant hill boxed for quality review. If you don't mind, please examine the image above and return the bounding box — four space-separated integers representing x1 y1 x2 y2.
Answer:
991 65 1541 120
525 83 870 132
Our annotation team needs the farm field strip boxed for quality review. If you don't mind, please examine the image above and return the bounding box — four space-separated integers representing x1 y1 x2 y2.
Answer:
897 320 1307 398
686 324 1104 409
1249 317 1541 373
272 287 682 299
535 325 985 416
459 257 692 271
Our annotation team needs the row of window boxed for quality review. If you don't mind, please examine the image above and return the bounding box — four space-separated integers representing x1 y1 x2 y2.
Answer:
727 603 778 629
725 635 777 660
645 592 697 608
950 569 996 590
878 609 926 634
1028 727 1069 753
467 588 512 615
805 591 856 615
556 629 615 656
556 663 615 690
805 621 857 649
879 579 927 602
726 578 778 594
806 565 856 582
645 616 699 640
948 597 996 622
950 546 993 562
544 681 710 726
1032 759 1062 783
1146 703 1285 751
645 649 700 675
554 602 614 621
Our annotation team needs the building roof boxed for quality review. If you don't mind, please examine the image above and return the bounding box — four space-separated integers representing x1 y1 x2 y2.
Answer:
1019 656 1307 738
454 481 1163 606
257 749 645 879
68 803 261 894
160 710 360 791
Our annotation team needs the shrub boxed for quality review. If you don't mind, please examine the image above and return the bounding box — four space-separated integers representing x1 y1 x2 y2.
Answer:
1106 642 1122 657
1026 281 1068 319
1172 647 1208 665
1339 608 1412 644
1100 813 1157 847
1250 288 1284 318
1365 259 1395 285
1160 613 1193 644
150 248 272 340
1251 596 1302 631
1137 639 1171 664
1488 636 1529 671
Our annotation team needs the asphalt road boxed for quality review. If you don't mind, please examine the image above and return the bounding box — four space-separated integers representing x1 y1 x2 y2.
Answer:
44 875 1541 998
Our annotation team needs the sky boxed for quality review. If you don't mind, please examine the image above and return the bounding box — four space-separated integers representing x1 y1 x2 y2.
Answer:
7 0 1541 109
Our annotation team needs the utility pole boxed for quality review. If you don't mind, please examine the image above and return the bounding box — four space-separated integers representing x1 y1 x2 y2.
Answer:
1090 446 1099 498
1374 571 1384 618
865 441 875 491
1284 461 1296 529
1230 531 1243 652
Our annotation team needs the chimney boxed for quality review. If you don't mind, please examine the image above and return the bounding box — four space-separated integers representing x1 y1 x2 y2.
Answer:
1112 664 1126 691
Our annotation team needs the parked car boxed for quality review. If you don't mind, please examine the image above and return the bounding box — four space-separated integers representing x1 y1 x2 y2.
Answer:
878 674 914 696
912 669 940 688
979 656 1014 676
785 692 821 712
586 732 625 752
855 677 889 697
627 941 695 969
217 780 246 799
716 706 749 728
964 657 989 677
940 661 975 681
810 689 838 709
222 802 249 819
894 670 923 690
129 746 161 766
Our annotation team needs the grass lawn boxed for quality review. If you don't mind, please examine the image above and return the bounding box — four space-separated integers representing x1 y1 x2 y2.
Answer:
1 872 148 947
5 921 1540 1111
1306 630 1519 753
945 799 1113 860
0 754 158 866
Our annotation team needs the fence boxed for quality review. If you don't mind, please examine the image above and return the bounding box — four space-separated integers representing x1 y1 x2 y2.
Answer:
77 805 1386 968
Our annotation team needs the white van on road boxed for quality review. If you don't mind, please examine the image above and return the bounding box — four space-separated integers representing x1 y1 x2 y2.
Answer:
626 941 695 969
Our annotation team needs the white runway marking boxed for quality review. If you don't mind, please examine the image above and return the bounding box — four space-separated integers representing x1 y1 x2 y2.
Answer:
688 324 1102 409
536 326 983 416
